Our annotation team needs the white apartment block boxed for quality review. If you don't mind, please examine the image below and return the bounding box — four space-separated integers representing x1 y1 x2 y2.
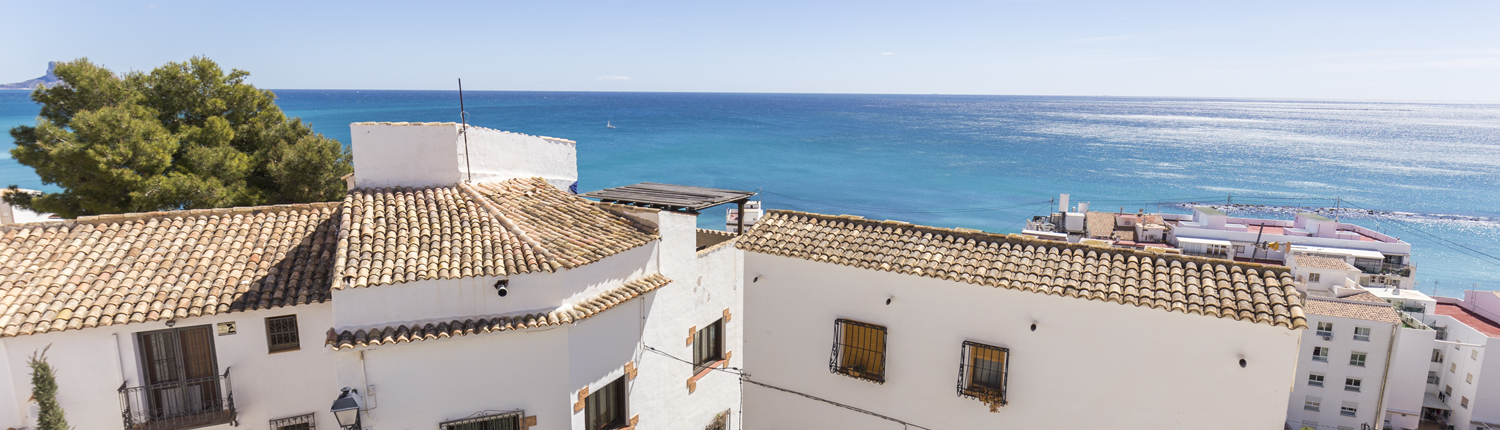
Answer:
1409 291 1500 430
0 122 747 430
738 210 1307 429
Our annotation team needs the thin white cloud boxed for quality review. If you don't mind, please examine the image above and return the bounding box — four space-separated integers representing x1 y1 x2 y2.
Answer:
596 75 631 81
881 52 895 55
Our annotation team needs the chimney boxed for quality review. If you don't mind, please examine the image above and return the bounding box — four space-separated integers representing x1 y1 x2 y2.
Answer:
350 122 578 190
1078 202 1089 213
1059 194 1070 213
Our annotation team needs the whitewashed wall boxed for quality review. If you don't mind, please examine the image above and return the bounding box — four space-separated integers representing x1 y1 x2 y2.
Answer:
742 253 1302 430
330 244 658 330
350 122 578 191
1384 326 1436 430
0 303 340 430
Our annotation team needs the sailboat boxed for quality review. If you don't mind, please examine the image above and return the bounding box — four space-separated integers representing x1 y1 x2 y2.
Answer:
606 118 616 129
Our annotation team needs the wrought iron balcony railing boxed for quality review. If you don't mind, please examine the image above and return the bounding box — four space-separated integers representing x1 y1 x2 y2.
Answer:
118 368 236 430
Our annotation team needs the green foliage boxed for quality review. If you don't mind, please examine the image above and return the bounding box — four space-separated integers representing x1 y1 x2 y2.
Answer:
7 57 352 217
28 345 69 430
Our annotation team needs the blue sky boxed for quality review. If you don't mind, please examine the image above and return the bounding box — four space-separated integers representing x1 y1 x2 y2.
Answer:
3 0 1498 100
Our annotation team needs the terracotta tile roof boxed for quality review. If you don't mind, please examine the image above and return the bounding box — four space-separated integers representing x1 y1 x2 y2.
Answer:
335 178 655 289
1293 254 1356 271
1337 291 1387 303
1304 297 1401 324
737 210 1306 330
0 203 341 337
326 273 671 350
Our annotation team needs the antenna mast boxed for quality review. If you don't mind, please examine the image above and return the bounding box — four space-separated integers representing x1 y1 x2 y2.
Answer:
459 78 472 183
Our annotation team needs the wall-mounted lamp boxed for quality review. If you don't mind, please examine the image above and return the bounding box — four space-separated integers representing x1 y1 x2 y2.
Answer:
165 320 176 328
494 279 510 297
331 387 363 430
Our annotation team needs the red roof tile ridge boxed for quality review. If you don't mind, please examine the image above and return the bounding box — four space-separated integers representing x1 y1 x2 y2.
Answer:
458 181 572 270
41 201 341 226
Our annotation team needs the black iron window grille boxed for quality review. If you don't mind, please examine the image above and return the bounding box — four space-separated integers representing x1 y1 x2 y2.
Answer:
266 315 300 353
829 319 886 384
693 319 724 372
440 410 524 430
269 413 315 430
956 341 1009 410
585 377 627 430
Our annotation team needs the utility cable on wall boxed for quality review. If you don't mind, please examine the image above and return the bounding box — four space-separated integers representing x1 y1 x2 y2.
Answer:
641 345 934 430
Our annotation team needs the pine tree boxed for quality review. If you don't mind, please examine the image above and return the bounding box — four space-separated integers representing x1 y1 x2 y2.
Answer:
6 57 352 218
28 345 69 430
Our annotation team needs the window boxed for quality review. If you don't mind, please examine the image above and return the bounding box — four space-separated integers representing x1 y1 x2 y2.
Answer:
1344 377 1361 392
1307 373 1325 387
1316 322 1334 337
1304 396 1321 411
1309 273 1322 282
1451 362 1458 373
1467 373 1473 384
266 315 300 353
1312 347 1329 362
1433 349 1444 363
1349 352 1367 367
270 413 316 430
830 319 887 383
1428 371 1440 384
585 377 626 430
956 341 1009 408
440 411 524 430
1234 245 1246 253
1461 396 1470 409
1340 402 1357 417
1353 327 1370 342
1337 427 1354 430
1473 350 1480 360
693 319 724 372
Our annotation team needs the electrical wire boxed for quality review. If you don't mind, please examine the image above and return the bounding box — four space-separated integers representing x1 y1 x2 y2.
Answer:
642 345 934 430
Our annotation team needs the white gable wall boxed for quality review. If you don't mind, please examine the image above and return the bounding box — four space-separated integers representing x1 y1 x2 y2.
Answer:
742 253 1301 429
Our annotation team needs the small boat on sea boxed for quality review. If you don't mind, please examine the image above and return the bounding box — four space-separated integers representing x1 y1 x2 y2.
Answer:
607 119 616 129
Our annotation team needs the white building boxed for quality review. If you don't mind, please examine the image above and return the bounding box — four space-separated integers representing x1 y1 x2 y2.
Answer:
1165 208 1414 289
737 210 1308 429
0 122 747 430
1410 291 1500 430
1285 292 1436 430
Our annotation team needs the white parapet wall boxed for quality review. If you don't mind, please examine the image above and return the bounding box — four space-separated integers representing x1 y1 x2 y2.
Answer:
350 122 578 190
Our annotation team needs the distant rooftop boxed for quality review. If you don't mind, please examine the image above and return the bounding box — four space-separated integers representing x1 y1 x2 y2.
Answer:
1194 206 1226 216
1292 253 1356 271
1304 296 1401 324
1300 212 1334 222
1435 303 1500 338
580 182 756 213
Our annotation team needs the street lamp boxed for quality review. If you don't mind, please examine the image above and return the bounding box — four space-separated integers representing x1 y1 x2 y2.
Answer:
331 388 363 430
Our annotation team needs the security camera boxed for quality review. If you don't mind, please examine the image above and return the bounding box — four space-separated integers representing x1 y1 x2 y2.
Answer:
494 279 509 297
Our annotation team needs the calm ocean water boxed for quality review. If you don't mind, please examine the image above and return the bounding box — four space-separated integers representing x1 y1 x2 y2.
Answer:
3 90 1499 296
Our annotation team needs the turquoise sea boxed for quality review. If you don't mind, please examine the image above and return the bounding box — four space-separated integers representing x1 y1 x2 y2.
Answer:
3 90 1499 296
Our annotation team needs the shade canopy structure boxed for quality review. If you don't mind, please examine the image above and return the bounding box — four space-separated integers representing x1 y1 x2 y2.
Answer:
580 182 758 232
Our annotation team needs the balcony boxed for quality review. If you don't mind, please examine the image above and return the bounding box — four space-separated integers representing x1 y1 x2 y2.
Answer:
119 369 236 430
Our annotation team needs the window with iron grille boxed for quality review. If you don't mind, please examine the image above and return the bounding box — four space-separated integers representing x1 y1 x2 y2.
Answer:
266 315 300 353
829 319 886 383
440 411 524 430
956 341 1008 408
693 319 724 372
585 377 626 430
270 413 315 430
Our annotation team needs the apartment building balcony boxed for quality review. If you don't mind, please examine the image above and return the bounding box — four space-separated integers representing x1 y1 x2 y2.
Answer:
118 369 236 430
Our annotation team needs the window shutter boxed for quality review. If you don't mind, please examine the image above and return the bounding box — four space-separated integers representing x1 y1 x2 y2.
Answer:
723 308 732 323
686 326 696 347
